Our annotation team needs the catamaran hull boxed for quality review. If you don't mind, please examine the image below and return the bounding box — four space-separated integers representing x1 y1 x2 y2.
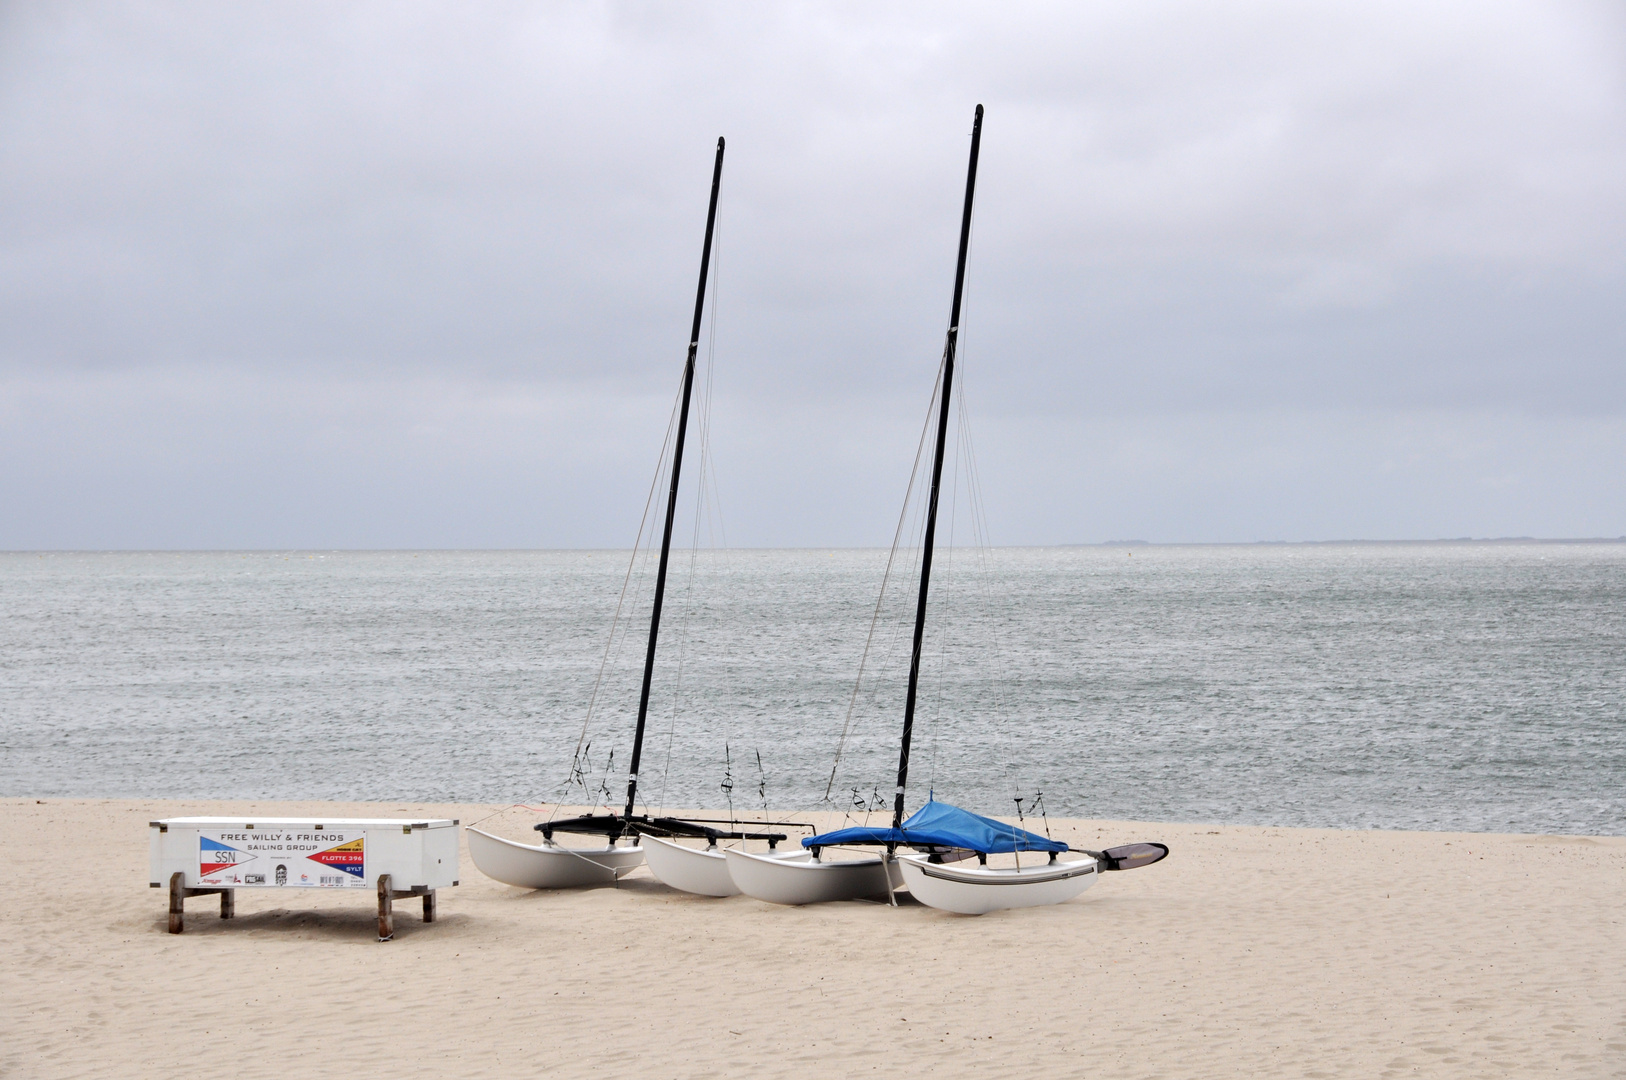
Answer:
641 835 742 897
725 847 900 905
467 826 644 889
897 853 1098 914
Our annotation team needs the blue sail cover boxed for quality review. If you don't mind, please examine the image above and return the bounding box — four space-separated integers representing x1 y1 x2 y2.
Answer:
803 799 1069 854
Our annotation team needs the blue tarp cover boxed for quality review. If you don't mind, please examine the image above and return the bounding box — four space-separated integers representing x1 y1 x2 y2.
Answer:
803 799 1069 854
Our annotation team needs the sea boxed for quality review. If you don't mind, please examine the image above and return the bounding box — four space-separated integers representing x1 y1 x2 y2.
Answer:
2 543 1622 835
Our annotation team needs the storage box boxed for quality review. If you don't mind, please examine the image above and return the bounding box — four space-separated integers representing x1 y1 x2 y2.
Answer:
149 817 459 892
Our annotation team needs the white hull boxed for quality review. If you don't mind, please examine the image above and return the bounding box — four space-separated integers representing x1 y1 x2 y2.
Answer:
467 826 644 889
726 847 901 905
897 853 1098 915
641 835 741 897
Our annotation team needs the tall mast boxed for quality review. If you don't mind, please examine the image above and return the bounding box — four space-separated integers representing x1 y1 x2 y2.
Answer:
624 136 726 821
892 105 983 832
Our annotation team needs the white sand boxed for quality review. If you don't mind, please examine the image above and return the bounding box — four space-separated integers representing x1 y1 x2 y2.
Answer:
3 798 1623 1078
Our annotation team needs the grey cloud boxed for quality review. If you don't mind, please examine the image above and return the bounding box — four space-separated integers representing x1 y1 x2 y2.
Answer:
0 1 1621 546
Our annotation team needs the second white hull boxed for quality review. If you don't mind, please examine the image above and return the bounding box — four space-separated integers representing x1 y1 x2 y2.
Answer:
641 835 741 897
897 853 1099 915
726 847 900 905
467 827 644 889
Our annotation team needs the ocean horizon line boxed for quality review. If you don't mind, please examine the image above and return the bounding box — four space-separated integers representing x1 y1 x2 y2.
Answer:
6 536 1626 555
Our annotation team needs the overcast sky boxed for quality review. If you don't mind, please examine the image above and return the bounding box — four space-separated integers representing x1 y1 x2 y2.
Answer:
2 1 1622 548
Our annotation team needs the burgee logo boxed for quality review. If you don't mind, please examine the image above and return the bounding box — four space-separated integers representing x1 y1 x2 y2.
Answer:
200 836 250 877
306 837 365 879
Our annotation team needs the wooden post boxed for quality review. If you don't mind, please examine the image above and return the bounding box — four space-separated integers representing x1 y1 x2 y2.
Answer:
220 889 235 919
422 889 436 923
168 872 185 934
377 873 393 941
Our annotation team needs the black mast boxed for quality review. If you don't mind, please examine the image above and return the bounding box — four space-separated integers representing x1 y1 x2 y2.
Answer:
623 136 725 822
892 104 983 833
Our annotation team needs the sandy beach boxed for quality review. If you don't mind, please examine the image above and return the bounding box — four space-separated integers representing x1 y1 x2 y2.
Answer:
3 798 1622 1078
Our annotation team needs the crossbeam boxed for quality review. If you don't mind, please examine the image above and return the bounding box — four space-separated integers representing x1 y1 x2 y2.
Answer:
536 813 789 847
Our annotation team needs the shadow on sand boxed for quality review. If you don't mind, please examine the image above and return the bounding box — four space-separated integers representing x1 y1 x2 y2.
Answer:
150 906 467 941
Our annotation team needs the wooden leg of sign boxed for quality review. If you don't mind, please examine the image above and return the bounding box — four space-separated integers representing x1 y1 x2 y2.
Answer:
422 889 436 923
168 872 185 934
220 889 235 919
377 874 394 941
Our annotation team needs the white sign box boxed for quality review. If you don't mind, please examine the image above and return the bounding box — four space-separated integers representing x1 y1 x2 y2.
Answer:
150 818 459 891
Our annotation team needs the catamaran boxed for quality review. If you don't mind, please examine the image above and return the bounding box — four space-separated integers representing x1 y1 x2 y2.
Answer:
728 105 1170 913
468 137 794 891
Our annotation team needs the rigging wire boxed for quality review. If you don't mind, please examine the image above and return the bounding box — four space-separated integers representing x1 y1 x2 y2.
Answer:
950 265 1046 823
823 214 979 828
889 198 1036 825
909 197 981 821
924 385 960 798
653 197 726 817
902 202 981 818
550 351 693 816
929 204 975 807
549 377 684 822
820 357 945 812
